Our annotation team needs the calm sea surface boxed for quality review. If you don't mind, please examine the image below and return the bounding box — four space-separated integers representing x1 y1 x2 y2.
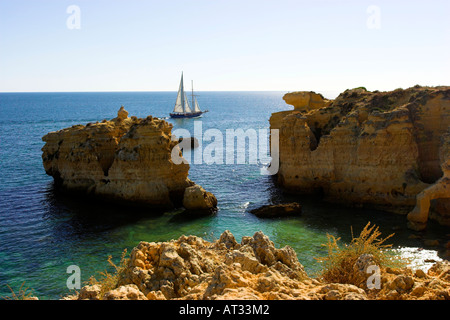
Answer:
0 92 447 299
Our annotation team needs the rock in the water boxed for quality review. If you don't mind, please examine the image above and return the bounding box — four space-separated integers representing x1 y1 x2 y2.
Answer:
41 107 215 210
178 137 200 149
182 184 218 213
250 203 302 218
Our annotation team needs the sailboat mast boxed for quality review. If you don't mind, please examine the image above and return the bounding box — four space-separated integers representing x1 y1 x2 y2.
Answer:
181 73 185 113
191 80 194 110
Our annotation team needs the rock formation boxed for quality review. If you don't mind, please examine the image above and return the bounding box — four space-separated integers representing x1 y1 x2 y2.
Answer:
178 137 200 149
283 91 332 112
67 230 450 300
250 203 302 218
41 107 217 211
182 185 218 214
408 133 450 230
271 86 450 229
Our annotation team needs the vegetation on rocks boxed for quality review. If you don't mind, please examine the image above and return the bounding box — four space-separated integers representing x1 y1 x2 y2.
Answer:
316 222 405 287
2 282 37 300
65 223 449 300
86 249 130 300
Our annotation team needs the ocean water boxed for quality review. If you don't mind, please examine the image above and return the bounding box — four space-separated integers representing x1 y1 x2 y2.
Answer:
0 91 447 299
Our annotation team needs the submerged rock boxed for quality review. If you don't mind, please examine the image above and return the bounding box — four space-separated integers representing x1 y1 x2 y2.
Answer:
250 202 302 218
178 137 200 149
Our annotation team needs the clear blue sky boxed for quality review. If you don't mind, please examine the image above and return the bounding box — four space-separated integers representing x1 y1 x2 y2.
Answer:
0 0 449 97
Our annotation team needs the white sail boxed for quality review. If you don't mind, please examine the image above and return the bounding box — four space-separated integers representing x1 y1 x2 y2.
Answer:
171 73 205 116
173 75 184 113
183 93 192 113
193 97 201 112
173 89 183 113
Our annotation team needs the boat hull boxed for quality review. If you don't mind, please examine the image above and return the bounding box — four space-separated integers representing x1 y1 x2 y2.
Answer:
170 111 207 118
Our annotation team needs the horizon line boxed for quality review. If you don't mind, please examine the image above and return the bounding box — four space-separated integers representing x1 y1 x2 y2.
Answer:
0 90 290 94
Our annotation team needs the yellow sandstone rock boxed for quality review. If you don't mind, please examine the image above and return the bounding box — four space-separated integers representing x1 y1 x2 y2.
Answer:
283 91 331 112
69 230 450 300
182 185 218 213
103 284 148 300
41 107 217 211
271 86 450 229
408 133 450 230
117 105 129 120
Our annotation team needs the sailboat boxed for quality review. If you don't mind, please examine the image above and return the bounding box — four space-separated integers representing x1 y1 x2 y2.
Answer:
170 73 208 118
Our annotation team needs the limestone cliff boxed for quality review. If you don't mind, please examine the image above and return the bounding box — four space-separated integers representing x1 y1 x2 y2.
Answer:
42 107 216 211
271 87 450 229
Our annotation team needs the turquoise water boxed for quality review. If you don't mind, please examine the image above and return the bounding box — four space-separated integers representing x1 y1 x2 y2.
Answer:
0 92 447 299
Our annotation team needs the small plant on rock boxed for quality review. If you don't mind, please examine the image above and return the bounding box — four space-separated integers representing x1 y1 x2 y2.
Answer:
88 249 129 299
2 282 36 300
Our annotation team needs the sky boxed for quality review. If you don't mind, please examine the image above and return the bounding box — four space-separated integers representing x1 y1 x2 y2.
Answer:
0 0 449 97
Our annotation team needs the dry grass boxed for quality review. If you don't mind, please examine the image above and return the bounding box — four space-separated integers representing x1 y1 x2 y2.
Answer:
87 249 129 299
316 222 406 287
2 282 36 300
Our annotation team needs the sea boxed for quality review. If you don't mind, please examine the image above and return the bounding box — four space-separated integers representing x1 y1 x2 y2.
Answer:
0 91 447 299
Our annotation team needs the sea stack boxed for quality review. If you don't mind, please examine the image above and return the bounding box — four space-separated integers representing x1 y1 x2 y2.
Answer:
41 107 217 212
270 86 450 229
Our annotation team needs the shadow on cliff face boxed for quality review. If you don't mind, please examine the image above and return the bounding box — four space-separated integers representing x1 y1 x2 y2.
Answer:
42 182 167 237
251 177 450 261
167 209 217 224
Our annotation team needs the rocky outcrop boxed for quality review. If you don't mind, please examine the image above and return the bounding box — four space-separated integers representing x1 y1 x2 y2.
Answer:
271 86 450 229
182 185 218 214
408 133 450 230
121 230 310 300
374 261 450 300
41 107 216 211
283 91 332 112
103 284 147 300
68 230 450 300
250 203 302 218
